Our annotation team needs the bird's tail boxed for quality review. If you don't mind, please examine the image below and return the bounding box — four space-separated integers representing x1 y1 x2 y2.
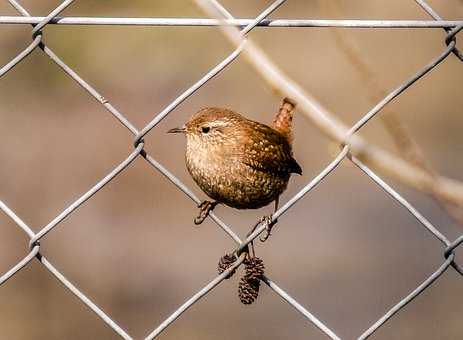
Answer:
272 97 296 143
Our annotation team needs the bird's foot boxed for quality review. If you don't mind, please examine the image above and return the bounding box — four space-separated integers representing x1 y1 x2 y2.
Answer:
194 200 218 225
246 215 275 243
259 215 276 242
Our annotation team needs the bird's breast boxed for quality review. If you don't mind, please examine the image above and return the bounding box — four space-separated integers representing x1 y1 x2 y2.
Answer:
185 140 290 209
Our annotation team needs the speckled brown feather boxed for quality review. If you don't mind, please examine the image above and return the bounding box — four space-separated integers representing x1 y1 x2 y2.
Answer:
235 122 301 175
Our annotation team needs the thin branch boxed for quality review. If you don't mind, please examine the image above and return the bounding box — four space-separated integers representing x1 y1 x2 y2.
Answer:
323 1 463 225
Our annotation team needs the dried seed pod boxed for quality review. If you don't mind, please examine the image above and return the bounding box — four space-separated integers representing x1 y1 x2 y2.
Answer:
218 253 238 279
238 276 260 305
244 257 265 281
237 256 265 305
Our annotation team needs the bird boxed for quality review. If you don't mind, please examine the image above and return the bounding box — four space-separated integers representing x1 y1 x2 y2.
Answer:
168 97 301 241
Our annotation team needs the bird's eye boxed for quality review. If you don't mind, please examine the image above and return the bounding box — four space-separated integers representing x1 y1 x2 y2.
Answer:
201 126 210 134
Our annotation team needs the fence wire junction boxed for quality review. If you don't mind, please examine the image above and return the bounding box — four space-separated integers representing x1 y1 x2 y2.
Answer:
1 1 463 339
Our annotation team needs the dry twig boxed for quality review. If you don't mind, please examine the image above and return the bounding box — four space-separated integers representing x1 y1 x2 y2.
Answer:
322 1 463 224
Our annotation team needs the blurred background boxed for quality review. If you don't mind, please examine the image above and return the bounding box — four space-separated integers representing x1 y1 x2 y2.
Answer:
1 1 463 339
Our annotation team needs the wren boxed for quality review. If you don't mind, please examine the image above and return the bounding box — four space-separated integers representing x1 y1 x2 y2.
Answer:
168 98 301 239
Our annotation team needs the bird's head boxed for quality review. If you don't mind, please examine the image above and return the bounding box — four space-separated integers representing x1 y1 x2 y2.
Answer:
168 108 244 147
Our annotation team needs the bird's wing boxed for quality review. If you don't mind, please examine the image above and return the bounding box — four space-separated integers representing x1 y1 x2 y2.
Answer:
234 121 302 175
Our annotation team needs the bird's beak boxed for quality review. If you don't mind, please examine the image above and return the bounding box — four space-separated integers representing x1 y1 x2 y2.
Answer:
167 126 186 134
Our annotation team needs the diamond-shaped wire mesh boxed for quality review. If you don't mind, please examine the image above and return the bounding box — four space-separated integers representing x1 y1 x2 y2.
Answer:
1 1 462 339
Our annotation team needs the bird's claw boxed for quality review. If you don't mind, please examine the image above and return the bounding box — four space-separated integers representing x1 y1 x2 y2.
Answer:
194 200 218 225
246 215 275 242
259 215 275 242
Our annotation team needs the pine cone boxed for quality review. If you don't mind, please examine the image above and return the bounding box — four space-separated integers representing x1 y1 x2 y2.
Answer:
237 257 265 305
244 256 265 281
238 276 260 305
218 253 237 279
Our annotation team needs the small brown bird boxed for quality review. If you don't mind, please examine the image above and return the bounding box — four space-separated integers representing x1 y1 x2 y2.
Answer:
168 98 301 239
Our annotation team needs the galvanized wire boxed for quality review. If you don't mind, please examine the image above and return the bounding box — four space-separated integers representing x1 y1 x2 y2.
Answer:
0 0 462 339
1 16 463 28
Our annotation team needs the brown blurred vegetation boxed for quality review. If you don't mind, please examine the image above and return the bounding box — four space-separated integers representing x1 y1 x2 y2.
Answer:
1 1 463 339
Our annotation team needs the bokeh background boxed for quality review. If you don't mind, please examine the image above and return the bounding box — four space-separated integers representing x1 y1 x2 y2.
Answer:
1 1 463 339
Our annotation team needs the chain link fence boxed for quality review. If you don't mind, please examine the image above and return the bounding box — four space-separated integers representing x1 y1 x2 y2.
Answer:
1 1 462 339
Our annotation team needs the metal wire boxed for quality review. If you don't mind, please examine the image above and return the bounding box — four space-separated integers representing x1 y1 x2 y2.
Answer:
1 16 463 28
0 0 462 339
